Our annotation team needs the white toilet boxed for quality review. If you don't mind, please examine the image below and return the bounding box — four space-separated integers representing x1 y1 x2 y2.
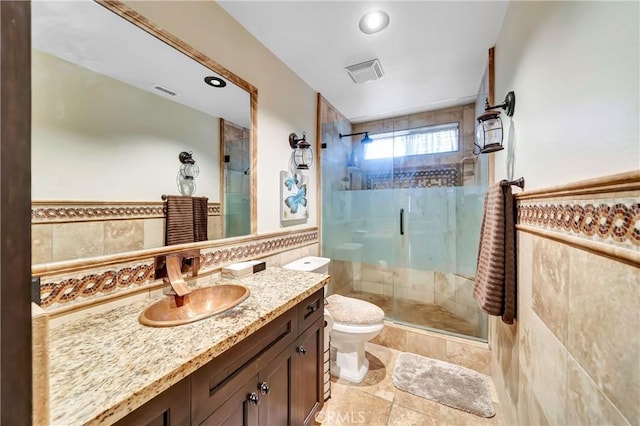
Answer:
325 294 384 383
282 256 385 384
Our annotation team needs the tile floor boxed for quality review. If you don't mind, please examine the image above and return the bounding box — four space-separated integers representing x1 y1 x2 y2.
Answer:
341 291 484 339
314 342 502 426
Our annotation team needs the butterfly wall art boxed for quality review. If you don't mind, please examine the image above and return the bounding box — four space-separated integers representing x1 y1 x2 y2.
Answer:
280 170 309 223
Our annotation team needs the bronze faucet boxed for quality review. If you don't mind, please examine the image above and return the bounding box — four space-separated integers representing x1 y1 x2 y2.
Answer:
154 249 200 297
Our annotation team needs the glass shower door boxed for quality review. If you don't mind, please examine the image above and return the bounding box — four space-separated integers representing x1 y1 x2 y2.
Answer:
320 105 488 341
387 107 488 340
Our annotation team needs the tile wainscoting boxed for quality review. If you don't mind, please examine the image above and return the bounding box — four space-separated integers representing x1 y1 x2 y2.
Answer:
492 170 639 426
32 200 223 264
33 227 319 313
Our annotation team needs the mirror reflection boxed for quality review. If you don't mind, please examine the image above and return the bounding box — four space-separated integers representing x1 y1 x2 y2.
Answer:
31 1 254 264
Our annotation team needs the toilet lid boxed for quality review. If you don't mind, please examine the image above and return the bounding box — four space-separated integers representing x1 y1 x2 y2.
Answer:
326 294 385 325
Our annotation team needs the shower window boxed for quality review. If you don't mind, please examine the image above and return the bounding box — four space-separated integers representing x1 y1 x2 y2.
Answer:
363 122 459 160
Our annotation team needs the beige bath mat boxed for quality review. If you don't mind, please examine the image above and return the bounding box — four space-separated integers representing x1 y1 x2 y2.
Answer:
392 352 495 418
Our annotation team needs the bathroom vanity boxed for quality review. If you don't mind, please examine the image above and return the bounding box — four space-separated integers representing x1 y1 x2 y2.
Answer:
46 268 329 425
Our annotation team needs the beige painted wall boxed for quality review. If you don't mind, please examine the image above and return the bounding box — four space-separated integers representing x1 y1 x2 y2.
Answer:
493 1 639 190
32 50 221 202
491 2 639 425
124 1 318 234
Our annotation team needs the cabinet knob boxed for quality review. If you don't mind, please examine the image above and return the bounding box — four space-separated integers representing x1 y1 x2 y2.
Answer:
307 304 318 313
247 392 260 406
259 381 270 395
297 346 307 356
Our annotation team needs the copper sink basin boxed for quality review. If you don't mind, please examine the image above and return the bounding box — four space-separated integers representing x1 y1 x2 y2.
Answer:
139 284 250 327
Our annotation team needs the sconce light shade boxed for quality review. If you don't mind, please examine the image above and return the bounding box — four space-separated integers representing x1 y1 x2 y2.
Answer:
289 132 313 170
475 110 504 154
177 151 199 195
474 91 516 155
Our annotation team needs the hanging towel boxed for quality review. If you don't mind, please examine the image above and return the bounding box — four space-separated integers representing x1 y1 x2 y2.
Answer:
473 180 516 324
192 196 209 242
165 195 195 245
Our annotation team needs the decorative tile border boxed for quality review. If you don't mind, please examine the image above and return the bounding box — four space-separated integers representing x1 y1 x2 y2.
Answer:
38 229 319 309
40 263 155 307
514 171 639 267
517 200 639 249
32 201 221 223
366 166 461 189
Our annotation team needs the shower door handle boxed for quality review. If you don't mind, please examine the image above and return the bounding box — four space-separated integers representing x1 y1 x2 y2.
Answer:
399 208 405 235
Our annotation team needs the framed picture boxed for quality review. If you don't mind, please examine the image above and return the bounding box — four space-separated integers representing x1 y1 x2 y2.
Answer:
280 170 308 222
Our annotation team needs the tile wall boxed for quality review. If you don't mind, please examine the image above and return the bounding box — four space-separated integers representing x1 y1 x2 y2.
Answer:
351 103 480 187
492 178 639 426
329 260 484 333
31 203 223 264
371 322 491 375
35 228 319 312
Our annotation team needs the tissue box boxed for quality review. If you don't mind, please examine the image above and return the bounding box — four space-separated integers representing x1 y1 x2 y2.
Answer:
221 260 266 278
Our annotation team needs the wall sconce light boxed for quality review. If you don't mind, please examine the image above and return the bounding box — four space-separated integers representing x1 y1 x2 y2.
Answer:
475 91 516 154
177 151 199 195
289 131 313 170
339 131 373 144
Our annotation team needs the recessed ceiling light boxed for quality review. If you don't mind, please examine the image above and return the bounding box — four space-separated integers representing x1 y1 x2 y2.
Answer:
359 10 390 35
204 76 227 88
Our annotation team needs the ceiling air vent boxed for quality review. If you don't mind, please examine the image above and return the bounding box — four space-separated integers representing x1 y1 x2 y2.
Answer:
345 59 384 84
152 84 178 97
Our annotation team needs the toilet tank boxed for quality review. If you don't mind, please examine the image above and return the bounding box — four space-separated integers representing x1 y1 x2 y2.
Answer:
282 256 330 274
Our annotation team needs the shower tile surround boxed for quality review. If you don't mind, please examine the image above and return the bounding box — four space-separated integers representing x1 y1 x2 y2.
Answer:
351 103 480 188
31 201 223 264
321 100 487 339
491 171 639 426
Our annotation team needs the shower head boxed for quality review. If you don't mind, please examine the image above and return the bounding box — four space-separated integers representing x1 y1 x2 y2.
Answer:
339 131 374 144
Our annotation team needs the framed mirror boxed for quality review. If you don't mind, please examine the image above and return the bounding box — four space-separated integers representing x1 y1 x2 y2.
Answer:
31 0 257 265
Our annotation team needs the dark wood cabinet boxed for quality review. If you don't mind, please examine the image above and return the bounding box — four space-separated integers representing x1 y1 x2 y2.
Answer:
256 340 296 425
115 377 190 426
201 373 259 426
117 289 324 426
294 317 324 426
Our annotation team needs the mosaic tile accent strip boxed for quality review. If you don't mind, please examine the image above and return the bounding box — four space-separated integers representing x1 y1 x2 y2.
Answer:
366 166 461 190
32 201 221 223
39 229 319 309
40 263 155 307
517 199 640 250
200 231 318 269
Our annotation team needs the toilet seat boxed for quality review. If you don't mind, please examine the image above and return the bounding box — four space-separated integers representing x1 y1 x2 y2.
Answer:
326 294 384 326
331 321 384 334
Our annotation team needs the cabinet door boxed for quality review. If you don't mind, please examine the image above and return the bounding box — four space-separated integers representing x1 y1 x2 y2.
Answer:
114 377 190 426
295 317 324 426
201 374 259 426
257 341 295 425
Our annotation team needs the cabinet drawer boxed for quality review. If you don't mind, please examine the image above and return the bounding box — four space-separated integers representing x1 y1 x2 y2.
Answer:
191 308 297 425
297 289 324 334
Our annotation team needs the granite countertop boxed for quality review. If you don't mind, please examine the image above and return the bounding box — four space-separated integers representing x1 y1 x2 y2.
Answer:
47 267 329 425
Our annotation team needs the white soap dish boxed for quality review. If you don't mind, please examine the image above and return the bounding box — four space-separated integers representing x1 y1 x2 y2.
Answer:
221 260 266 278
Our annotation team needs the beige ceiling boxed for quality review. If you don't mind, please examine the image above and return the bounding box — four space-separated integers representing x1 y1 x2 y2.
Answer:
219 1 509 123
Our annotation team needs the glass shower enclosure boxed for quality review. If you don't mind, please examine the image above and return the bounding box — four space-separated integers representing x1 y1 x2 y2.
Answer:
321 106 489 341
